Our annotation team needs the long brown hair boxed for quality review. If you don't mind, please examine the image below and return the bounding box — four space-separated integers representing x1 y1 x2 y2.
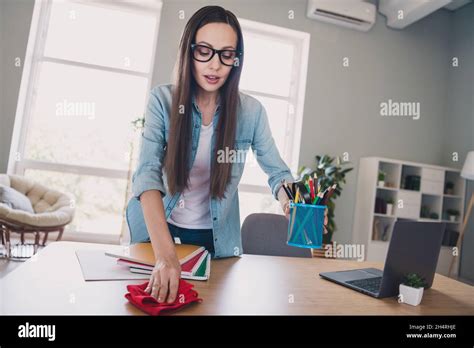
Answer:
164 6 244 200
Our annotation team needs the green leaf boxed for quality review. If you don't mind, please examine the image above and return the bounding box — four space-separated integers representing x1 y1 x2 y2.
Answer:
297 165 307 176
403 273 426 288
325 166 337 176
340 168 354 175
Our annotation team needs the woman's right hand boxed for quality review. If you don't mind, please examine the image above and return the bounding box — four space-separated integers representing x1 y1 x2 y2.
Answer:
145 250 181 304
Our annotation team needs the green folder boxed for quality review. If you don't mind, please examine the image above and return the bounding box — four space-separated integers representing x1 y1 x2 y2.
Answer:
194 253 209 277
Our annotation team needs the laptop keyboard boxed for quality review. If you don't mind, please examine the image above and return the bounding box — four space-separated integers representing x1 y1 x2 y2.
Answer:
346 277 382 293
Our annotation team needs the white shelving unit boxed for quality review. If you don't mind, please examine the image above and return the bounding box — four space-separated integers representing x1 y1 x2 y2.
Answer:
353 157 466 277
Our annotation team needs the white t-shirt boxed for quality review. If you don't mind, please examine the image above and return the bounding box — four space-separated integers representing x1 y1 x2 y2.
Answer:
168 121 213 229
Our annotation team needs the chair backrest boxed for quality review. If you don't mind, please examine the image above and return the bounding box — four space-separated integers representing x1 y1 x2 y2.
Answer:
241 213 312 258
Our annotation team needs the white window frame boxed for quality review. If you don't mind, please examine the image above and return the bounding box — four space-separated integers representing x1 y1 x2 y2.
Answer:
237 18 310 195
7 0 162 244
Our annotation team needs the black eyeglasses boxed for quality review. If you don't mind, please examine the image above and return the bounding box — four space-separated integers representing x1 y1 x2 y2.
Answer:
191 44 242 67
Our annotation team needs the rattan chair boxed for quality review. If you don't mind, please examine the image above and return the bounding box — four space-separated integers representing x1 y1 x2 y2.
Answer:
0 174 75 259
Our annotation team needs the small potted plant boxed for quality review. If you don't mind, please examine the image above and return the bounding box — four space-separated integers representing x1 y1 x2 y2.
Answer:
420 205 430 218
378 171 386 187
445 182 455 195
399 273 426 306
386 198 394 215
446 209 460 222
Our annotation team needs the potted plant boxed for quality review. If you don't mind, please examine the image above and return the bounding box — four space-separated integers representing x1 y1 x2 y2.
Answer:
386 198 394 216
446 209 460 222
131 116 145 130
378 170 386 187
420 205 430 218
297 155 353 257
399 273 426 306
445 182 455 195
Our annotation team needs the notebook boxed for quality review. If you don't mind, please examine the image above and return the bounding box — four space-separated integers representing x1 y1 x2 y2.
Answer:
130 253 211 281
116 249 208 275
117 258 153 271
105 243 205 266
181 249 208 276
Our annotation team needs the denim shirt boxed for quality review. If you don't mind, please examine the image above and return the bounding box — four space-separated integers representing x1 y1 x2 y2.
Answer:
131 84 294 258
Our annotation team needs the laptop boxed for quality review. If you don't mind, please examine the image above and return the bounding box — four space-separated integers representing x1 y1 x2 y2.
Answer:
319 221 445 298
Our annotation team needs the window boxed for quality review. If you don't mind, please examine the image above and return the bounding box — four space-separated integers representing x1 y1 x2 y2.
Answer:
237 19 310 223
8 0 162 243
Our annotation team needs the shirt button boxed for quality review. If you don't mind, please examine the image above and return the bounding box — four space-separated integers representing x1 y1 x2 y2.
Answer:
213 217 217 221
194 124 199 129
214 238 218 242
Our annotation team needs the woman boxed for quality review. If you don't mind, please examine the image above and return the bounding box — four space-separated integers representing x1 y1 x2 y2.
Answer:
126 6 322 304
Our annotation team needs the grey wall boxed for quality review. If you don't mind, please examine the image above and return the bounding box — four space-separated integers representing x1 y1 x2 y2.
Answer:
441 4 474 282
0 2 3 153
0 0 35 174
0 1 472 253
442 3 474 168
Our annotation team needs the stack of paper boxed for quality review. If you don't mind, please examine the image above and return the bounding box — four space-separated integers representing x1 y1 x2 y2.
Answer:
105 243 210 281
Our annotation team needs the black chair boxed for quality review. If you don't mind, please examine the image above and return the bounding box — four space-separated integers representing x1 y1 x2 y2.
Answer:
241 213 312 258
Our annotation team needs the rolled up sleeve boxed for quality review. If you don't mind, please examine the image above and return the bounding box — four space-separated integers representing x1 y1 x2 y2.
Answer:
132 87 167 199
252 102 294 200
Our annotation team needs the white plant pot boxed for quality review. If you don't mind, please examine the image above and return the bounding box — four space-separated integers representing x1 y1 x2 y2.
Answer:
378 180 385 187
386 204 393 216
449 215 457 222
399 284 424 306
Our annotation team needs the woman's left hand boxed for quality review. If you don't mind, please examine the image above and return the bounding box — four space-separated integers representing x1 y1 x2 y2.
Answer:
283 202 329 234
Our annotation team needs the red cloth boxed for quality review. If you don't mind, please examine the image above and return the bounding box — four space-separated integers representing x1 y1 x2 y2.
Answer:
125 279 202 315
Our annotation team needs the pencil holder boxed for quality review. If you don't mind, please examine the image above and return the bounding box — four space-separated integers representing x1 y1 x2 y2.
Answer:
287 202 325 249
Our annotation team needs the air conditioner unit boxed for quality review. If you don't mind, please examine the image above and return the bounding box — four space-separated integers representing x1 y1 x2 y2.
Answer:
379 0 453 29
306 0 376 32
